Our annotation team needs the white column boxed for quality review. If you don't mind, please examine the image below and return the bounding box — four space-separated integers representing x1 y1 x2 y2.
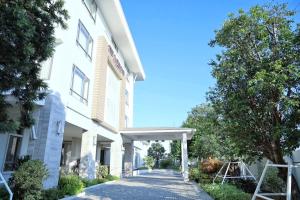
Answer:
79 131 97 179
123 142 134 177
181 133 189 182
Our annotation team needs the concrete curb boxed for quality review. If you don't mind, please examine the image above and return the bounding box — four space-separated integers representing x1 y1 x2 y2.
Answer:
60 180 118 200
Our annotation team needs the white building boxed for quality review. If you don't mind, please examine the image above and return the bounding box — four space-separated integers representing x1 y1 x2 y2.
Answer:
0 0 195 190
0 0 149 188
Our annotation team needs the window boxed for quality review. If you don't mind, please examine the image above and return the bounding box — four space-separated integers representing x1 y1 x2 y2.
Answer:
4 134 22 171
83 0 97 21
70 66 89 104
76 20 93 58
125 89 129 105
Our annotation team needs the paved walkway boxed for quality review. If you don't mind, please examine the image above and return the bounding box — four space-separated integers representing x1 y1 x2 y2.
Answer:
71 169 213 200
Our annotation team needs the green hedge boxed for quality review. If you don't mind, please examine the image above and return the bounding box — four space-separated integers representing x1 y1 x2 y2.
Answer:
58 175 84 196
202 183 251 200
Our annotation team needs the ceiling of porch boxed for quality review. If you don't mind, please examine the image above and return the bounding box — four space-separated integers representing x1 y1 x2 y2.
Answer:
120 127 195 141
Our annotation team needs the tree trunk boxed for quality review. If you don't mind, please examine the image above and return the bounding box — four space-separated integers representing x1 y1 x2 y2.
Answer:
277 167 300 200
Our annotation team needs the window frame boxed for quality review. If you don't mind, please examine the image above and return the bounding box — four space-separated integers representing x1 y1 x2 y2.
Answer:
82 0 97 22
76 20 93 59
3 134 23 172
70 65 90 104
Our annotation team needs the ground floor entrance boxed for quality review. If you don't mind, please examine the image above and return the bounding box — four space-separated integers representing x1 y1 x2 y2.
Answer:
68 169 212 200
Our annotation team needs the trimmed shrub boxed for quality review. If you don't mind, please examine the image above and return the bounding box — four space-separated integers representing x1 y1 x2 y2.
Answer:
200 158 223 174
42 188 63 200
202 183 251 200
9 160 48 200
81 178 99 188
58 175 84 196
160 159 173 169
97 165 109 179
105 174 120 181
189 167 201 182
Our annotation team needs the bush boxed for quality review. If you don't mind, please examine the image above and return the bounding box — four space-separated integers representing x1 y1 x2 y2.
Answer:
0 187 10 200
160 159 173 169
189 167 201 182
9 160 48 200
201 158 223 174
81 178 99 188
143 156 155 169
231 179 257 193
97 165 109 179
42 188 63 200
58 175 84 196
202 183 251 200
261 167 286 193
105 174 119 181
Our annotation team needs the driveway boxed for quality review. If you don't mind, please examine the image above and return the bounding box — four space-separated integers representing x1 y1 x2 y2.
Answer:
70 169 212 200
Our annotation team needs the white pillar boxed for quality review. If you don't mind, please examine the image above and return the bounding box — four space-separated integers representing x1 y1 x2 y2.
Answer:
181 133 189 182
79 131 97 179
110 140 122 177
123 142 134 177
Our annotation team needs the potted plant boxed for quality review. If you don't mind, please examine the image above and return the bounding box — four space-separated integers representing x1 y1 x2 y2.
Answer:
143 156 155 172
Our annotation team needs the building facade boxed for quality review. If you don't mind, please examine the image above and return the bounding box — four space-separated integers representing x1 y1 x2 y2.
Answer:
0 0 148 188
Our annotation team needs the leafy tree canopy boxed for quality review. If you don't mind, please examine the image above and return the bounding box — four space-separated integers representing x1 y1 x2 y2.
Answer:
0 0 69 133
208 3 300 197
148 142 166 166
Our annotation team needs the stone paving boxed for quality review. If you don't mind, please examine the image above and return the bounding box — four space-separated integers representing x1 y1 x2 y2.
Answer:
70 169 213 200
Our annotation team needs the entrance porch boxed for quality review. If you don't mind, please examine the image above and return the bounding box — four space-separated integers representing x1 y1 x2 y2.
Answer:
121 127 195 181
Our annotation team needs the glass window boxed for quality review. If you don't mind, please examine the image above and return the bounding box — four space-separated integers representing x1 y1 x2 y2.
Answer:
70 66 89 104
4 135 22 171
77 21 93 58
125 115 128 128
83 0 97 21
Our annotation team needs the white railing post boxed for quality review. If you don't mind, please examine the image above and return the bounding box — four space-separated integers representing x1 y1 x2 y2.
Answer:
0 172 13 200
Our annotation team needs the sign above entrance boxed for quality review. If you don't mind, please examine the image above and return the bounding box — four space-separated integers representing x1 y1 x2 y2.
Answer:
108 45 125 76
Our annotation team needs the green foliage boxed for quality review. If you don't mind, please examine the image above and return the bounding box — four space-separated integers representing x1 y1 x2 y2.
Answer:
262 167 286 193
9 160 48 200
0 187 10 200
105 175 120 181
0 0 69 132
189 167 202 182
181 104 238 161
96 165 109 179
208 3 300 164
148 143 166 167
159 159 173 169
58 175 84 196
143 156 155 169
170 140 181 161
42 188 63 200
202 184 251 200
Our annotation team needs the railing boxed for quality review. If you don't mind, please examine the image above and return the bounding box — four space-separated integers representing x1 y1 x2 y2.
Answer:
0 172 13 200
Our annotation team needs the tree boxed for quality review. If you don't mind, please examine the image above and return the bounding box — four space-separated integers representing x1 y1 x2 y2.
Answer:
148 143 166 167
208 3 300 197
0 0 69 133
170 140 181 161
182 104 238 161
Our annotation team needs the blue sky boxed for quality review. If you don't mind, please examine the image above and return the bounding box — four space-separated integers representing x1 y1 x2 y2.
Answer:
121 0 300 127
